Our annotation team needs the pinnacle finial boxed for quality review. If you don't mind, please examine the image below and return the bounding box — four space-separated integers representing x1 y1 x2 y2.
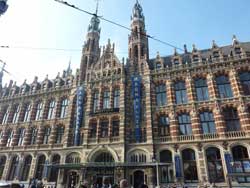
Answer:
95 0 100 15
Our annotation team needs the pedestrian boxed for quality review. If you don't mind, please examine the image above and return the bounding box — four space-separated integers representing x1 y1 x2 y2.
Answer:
119 179 129 188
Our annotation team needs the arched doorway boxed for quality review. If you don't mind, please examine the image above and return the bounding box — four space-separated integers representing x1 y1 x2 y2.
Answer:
91 152 115 187
67 171 79 188
133 170 144 188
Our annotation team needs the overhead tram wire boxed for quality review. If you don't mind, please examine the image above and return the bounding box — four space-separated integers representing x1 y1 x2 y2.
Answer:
54 0 184 52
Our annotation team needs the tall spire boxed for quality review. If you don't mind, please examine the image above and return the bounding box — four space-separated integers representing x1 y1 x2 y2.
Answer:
87 0 101 33
131 0 144 21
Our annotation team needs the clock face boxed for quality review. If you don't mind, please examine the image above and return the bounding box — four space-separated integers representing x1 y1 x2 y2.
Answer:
0 1 8 16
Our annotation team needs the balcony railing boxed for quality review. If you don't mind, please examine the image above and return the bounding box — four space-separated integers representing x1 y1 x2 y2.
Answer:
90 108 119 115
177 135 195 142
201 133 219 140
225 131 246 138
110 136 120 143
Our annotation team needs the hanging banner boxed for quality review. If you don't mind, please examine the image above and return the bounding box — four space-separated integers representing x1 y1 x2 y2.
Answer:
224 153 233 174
0 0 8 16
175 155 182 178
74 86 85 146
131 75 141 142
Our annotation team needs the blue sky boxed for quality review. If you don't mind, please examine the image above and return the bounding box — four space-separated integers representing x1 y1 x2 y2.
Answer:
0 0 249 84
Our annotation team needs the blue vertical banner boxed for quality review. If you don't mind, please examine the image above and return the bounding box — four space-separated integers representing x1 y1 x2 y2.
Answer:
175 155 182 178
131 75 141 142
0 0 8 16
224 153 233 174
74 86 85 146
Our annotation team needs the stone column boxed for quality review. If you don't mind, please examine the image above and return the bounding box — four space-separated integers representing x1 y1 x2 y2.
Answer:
229 69 241 97
238 101 250 135
166 79 174 105
207 73 217 100
1 154 11 180
191 107 201 140
186 73 195 102
169 111 178 141
213 102 226 138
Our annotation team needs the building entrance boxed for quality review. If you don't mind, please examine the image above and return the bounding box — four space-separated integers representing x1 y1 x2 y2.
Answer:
133 170 144 188
67 171 79 188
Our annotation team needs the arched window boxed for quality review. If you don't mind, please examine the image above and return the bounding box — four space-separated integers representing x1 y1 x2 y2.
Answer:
0 156 6 179
95 152 114 163
215 75 233 98
100 120 109 138
182 149 198 183
7 156 19 181
49 154 60 182
113 89 120 109
2 106 10 124
6 129 14 147
66 153 81 164
206 147 225 183
156 84 167 106
12 105 20 123
130 153 146 163
93 91 99 113
35 155 46 180
195 78 209 101
43 127 51 144
23 103 32 122
159 150 173 183
134 45 138 58
174 81 188 104
20 155 32 181
55 126 64 144
223 108 241 132
30 128 38 145
35 102 43 120
232 145 250 183
199 111 216 134
17 128 25 146
60 98 69 118
47 100 56 119
158 116 170 136
103 90 110 109
239 72 250 95
178 114 192 135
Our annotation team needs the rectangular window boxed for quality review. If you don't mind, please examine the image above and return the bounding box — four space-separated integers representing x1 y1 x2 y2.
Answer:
30 128 38 145
112 120 120 137
60 99 68 118
12 105 20 123
18 128 25 146
113 89 120 109
175 82 188 104
195 79 209 101
216 76 233 98
93 92 99 113
100 121 109 138
224 108 241 132
23 104 31 122
90 122 97 138
103 91 110 109
2 107 10 124
47 101 56 119
43 127 51 144
156 84 167 106
6 130 14 147
55 127 64 144
35 102 43 120
159 116 170 136
178 114 192 135
200 112 216 134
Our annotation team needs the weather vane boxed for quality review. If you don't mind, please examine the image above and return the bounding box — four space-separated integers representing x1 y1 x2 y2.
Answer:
94 0 101 15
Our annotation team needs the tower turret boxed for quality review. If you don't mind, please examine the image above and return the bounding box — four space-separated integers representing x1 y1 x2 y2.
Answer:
128 0 149 73
79 4 101 83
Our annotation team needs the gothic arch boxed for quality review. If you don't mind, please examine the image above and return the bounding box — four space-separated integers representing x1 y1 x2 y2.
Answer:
86 145 119 162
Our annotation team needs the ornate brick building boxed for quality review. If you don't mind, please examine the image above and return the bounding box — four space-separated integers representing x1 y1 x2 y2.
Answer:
0 1 250 188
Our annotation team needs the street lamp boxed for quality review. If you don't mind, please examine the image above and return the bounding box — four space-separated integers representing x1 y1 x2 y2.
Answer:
152 157 160 188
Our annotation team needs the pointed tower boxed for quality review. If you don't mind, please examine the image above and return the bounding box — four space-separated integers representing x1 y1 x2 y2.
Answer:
128 0 149 73
79 5 101 84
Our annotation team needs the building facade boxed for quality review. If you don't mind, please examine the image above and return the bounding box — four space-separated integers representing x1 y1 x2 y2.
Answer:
0 1 250 188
